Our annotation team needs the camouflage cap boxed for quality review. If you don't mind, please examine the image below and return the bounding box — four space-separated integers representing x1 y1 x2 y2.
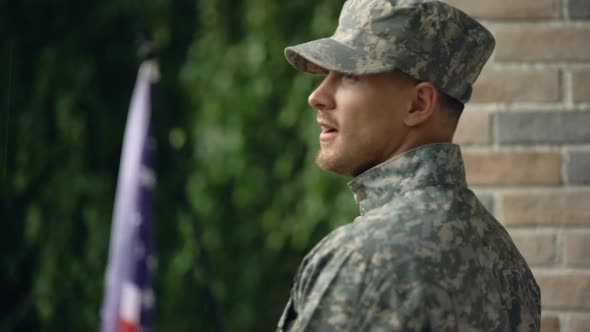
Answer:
284 0 495 103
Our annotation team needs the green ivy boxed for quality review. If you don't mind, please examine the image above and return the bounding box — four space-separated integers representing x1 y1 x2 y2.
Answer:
1 0 359 331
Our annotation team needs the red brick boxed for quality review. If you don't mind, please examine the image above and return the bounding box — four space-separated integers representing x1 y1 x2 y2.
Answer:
455 111 491 145
471 68 560 103
541 315 559 332
463 151 561 186
445 0 559 19
572 69 590 103
536 273 590 309
510 232 556 266
502 191 590 226
567 313 590 332
565 233 590 267
492 25 590 62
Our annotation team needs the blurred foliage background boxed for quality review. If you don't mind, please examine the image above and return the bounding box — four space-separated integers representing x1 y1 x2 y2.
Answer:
0 0 360 331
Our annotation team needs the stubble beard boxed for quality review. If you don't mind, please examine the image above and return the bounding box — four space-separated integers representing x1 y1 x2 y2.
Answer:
315 145 357 177
315 140 381 177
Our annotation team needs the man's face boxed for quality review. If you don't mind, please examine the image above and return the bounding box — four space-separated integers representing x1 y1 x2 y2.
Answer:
309 71 415 176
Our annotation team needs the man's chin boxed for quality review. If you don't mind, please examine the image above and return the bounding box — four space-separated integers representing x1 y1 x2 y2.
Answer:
315 150 355 176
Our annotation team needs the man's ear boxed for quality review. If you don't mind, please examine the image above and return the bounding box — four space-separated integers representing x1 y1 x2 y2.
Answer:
404 82 438 127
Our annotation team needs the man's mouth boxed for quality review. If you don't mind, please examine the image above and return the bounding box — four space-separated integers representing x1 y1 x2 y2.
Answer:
319 122 338 142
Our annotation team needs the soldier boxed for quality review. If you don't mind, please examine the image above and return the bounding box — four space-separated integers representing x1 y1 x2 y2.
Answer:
277 0 541 331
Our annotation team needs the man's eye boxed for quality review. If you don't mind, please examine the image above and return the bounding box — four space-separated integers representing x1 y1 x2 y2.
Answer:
343 73 358 81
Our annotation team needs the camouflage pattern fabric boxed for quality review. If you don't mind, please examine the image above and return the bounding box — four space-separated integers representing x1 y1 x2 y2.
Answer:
276 144 541 332
284 0 495 103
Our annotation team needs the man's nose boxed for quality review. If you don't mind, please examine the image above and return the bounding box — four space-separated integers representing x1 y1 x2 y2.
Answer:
308 75 336 111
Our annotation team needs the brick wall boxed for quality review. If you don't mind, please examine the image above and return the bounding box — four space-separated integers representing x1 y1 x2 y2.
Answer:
446 0 590 331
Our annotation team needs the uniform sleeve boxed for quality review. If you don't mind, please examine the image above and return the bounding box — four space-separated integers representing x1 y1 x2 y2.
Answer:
354 278 458 331
284 247 458 332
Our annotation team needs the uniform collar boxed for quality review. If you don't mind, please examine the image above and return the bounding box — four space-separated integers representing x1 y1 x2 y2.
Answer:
347 143 467 215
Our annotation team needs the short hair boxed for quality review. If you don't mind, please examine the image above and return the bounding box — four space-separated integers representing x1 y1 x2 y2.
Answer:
391 70 464 124
438 91 464 123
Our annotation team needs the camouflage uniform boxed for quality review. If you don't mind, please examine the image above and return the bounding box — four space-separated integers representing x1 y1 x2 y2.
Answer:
276 144 541 331
279 0 541 330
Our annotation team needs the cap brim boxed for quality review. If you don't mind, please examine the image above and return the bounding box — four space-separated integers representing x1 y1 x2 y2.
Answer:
285 37 393 75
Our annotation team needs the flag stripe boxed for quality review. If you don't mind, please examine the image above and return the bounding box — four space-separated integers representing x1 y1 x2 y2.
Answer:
119 319 138 332
120 282 141 323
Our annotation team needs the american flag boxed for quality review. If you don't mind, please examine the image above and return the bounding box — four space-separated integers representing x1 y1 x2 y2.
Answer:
100 60 159 332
